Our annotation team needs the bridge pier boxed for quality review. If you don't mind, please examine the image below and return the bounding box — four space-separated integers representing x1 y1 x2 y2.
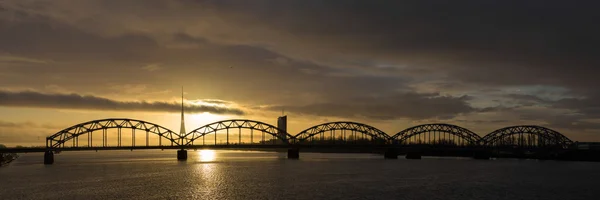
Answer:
44 151 54 165
177 149 188 161
287 148 299 159
405 152 422 159
384 148 398 159
473 149 491 160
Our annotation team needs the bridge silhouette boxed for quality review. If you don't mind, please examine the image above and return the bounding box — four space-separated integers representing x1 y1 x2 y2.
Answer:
1 118 576 164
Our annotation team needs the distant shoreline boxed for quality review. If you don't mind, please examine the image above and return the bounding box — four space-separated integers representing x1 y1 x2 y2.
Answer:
0 153 19 167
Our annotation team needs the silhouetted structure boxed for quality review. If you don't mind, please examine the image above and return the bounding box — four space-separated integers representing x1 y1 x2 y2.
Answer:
178 87 187 160
2 117 590 164
277 115 288 144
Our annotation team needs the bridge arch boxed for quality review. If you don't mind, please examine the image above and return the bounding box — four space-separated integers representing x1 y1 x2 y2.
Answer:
182 119 293 145
392 123 481 146
294 122 390 144
46 118 180 148
480 125 573 148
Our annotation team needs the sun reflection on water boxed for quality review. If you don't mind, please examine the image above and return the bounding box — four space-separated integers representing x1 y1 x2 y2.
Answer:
197 150 216 162
192 161 221 198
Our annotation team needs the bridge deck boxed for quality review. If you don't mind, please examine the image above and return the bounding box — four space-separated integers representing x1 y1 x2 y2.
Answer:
0 144 411 153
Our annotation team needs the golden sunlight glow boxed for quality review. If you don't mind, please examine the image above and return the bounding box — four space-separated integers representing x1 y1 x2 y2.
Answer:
189 112 225 126
197 150 216 162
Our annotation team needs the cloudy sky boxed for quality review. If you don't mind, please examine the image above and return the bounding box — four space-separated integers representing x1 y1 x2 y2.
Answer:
0 0 599 146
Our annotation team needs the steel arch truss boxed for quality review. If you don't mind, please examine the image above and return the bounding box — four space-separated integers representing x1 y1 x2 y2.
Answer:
392 123 482 146
295 121 390 144
480 125 573 148
46 118 180 148
182 119 293 145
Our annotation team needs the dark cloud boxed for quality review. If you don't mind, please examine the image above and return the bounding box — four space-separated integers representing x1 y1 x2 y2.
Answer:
0 90 244 115
497 93 600 120
477 106 517 113
1 1 600 140
555 96 600 118
454 119 509 124
3 1 598 81
543 115 600 132
187 0 600 103
512 108 600 133
196 1 599 68
503 94 554 107
270 92 474 120
198 99 233 105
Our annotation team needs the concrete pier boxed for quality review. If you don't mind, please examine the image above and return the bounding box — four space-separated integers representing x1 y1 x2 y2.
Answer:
177 149 188 161
384 148 398 159
44 151 54 165
473 150 491 160
287 148 300 159
405 152 422 159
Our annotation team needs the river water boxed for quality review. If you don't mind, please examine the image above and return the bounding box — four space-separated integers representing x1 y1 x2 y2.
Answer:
1 150 599 200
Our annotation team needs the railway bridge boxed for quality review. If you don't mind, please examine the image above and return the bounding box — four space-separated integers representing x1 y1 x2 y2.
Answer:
1 118 575 164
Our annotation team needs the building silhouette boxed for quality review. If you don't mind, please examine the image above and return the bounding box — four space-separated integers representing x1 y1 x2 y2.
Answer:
277 115 287 143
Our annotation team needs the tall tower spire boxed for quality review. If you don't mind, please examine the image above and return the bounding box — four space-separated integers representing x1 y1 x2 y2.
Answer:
179 86 186 135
